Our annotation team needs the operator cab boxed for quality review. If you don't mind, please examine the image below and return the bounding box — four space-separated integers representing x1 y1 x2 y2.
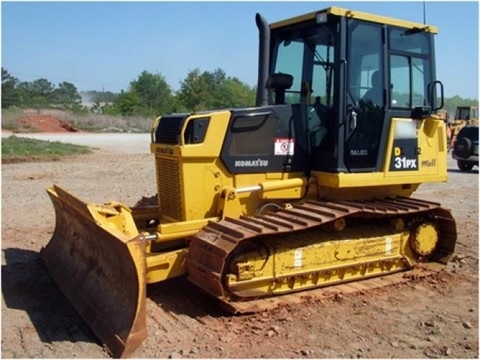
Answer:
259 7 444 173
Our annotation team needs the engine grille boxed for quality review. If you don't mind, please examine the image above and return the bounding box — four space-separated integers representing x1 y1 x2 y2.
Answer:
154 115 186 145
155 156 184 221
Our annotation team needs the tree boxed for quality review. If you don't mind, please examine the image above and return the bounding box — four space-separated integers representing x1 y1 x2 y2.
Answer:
23 78 55 108
1 68 18 108
108 90 141 116
211 76 256 109
30 78 54 97
129 71 175 116
177 68 256 111
176 68 213 111
52 82 82 110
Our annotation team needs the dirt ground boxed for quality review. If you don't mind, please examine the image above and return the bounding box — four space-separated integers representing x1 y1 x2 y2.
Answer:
1 133 478 358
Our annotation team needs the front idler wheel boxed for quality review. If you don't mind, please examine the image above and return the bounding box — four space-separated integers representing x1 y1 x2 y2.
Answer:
409 221 439 259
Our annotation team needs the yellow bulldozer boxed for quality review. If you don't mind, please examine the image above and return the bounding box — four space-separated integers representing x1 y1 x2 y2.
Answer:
41 6 457 357
448 105 479 150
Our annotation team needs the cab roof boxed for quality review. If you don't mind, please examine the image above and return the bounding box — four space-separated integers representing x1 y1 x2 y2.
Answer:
270 6 438 34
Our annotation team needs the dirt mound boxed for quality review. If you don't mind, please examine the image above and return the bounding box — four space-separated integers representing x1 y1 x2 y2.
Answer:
16 115 79 133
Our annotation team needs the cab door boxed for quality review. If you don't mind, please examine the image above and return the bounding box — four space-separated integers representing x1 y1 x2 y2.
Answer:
345 19 386 172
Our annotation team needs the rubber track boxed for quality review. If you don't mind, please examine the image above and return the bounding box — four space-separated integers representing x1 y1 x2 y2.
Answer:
186 197 456 311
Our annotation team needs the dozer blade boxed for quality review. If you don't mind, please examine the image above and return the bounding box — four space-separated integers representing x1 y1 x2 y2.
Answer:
40 185 147 358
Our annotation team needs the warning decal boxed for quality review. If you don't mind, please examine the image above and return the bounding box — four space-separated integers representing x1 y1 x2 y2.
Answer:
274 138 295 156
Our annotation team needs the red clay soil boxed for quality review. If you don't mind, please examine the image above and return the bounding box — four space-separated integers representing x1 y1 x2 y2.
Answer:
16 115 79 133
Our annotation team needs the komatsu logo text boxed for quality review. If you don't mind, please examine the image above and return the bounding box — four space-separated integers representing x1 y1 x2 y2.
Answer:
235 159 269 167
156 147 174 155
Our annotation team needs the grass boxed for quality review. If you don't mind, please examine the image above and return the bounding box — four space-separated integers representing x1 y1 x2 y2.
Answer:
2 136 92 163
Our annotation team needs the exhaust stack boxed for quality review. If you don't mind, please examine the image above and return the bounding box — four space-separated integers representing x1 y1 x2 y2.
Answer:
255 13 270 107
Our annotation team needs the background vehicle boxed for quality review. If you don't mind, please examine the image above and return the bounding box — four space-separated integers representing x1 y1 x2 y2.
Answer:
41 7 457 357
452 125 479 171
449 106 479 150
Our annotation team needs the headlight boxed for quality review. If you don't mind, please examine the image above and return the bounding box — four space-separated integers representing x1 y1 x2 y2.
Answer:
316 12 327 24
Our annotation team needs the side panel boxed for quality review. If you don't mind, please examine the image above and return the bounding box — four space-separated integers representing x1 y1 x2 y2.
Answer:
151 106 313 223
151 111 231 222
220 105 309 174
314 116 448 200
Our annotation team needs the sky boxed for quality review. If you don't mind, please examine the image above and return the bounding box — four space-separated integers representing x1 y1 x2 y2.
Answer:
1 1 479 99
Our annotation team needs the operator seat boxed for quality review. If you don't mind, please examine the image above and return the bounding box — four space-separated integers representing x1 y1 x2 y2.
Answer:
267 73 293 104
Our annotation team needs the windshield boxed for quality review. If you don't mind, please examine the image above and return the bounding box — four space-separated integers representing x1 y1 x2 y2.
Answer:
270 22 337 106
